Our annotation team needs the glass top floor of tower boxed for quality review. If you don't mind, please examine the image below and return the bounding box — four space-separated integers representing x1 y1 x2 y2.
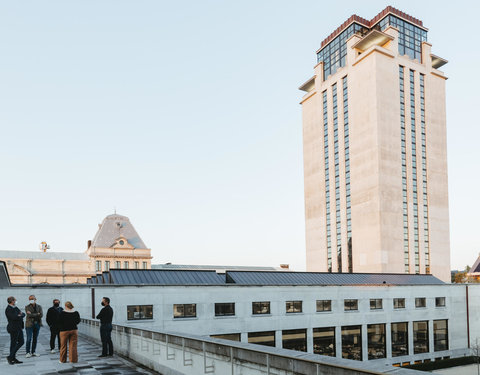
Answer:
317 6 428 80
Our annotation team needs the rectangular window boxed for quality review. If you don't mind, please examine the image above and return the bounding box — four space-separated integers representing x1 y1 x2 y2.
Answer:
344 299 358 311
248 331 275 347
316 300 332 312
434 320 448 351
415 297 426 308
142 261 148 269
435 297 446 307
252 301 270 315
215 303 235 317
370 299 383 310
124 261 129 269
210 333 240 342
342 325 362 360
104 261 110 271
173 304 196 319
368 324 386 359
134 261 139 269
127 305 153 320
286 301 302 313
391 322 408 357
394 298 405 309
95 260 101 272
413 321 429 354
115 261 121 269
282 329 307 352
313 327 335 356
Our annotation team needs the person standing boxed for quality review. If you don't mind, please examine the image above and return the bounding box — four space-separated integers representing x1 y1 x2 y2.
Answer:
96 297 113 357
58 301 80 363
5 296 25 365
46 299 63 353
25 294 43 358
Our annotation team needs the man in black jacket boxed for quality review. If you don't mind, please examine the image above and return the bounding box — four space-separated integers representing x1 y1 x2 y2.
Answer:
96 296 113 357
5 296 25 365
46 299 63 353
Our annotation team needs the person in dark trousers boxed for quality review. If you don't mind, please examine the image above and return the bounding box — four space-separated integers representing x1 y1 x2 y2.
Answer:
25 294 43 357
5 296 25 365
96 297 113 357
46 299 63 353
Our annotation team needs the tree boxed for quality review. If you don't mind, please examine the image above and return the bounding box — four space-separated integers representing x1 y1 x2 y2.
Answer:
453 271 467 284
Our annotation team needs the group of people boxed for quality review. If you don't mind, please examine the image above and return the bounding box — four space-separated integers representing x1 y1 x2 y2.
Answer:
5 295 114 365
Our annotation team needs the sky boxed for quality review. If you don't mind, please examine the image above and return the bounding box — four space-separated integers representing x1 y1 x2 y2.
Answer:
0 0 478 272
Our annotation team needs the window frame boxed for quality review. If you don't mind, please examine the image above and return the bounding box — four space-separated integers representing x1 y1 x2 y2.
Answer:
285 300 303 314
316 299 332 312
252 301 270 315
173 303 197 319
393 298 406 309
344 299 358 311
370 298 383 310
214 302 236 317
415 297 426 308
127 304 153 320
435 297 446 307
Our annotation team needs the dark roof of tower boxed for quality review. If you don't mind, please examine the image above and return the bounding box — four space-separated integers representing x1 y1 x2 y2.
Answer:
90 214 148 249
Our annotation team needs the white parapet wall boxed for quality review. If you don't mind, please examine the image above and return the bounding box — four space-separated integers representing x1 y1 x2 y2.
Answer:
78 318 428 375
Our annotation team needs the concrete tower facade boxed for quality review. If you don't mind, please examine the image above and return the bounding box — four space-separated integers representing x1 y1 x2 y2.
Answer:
300 7 450 281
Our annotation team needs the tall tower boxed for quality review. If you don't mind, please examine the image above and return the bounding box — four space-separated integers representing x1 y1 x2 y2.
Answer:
300 7 450 282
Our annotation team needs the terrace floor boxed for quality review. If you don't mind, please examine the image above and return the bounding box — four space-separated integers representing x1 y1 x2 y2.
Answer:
0 327 159 374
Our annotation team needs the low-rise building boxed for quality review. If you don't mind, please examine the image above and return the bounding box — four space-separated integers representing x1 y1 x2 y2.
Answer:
0 213 152 284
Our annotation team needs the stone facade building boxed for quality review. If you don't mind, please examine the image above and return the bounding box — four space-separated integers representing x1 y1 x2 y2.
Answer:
300 6 450 281
0 213 152 284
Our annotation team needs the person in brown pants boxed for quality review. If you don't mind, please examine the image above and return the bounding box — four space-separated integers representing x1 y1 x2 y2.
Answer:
58 301 80 363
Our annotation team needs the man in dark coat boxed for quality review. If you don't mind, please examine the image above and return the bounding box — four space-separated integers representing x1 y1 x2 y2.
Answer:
5 296 25 365
96 296 114 357
46 298 63 353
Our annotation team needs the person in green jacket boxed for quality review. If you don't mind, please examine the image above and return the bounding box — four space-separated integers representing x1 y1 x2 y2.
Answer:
25 295 43 358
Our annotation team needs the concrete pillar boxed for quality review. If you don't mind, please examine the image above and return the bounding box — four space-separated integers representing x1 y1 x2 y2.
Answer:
429 320 434 354
335 326 342 358
307 327 314 353
408 321 414 357
240 332 248 343
275 330 282 349
362 324 368 361
386 322 392 358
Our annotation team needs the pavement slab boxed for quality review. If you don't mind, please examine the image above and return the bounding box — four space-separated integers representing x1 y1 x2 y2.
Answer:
0 327 159 374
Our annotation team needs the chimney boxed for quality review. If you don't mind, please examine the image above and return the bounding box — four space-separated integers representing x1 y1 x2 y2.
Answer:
87 240 92 249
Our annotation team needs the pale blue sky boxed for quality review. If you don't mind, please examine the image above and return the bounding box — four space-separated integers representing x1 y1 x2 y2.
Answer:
0 0 478 271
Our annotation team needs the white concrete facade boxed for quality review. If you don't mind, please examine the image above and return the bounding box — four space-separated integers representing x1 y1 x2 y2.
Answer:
301 10 451 281
0 282 474 367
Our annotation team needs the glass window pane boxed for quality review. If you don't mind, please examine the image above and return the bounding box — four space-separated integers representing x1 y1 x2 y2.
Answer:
413 321 429 353
368 324 386 359
282 329 307 352
313 327 335 356
392 322 409 357
342 325 362 360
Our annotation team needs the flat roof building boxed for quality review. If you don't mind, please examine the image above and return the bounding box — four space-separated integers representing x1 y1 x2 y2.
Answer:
300 6 450 281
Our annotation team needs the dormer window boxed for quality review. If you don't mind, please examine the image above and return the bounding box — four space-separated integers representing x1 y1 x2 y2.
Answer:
119 240 125 245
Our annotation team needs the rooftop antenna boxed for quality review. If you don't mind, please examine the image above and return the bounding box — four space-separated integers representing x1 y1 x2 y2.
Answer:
114 207 117 214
